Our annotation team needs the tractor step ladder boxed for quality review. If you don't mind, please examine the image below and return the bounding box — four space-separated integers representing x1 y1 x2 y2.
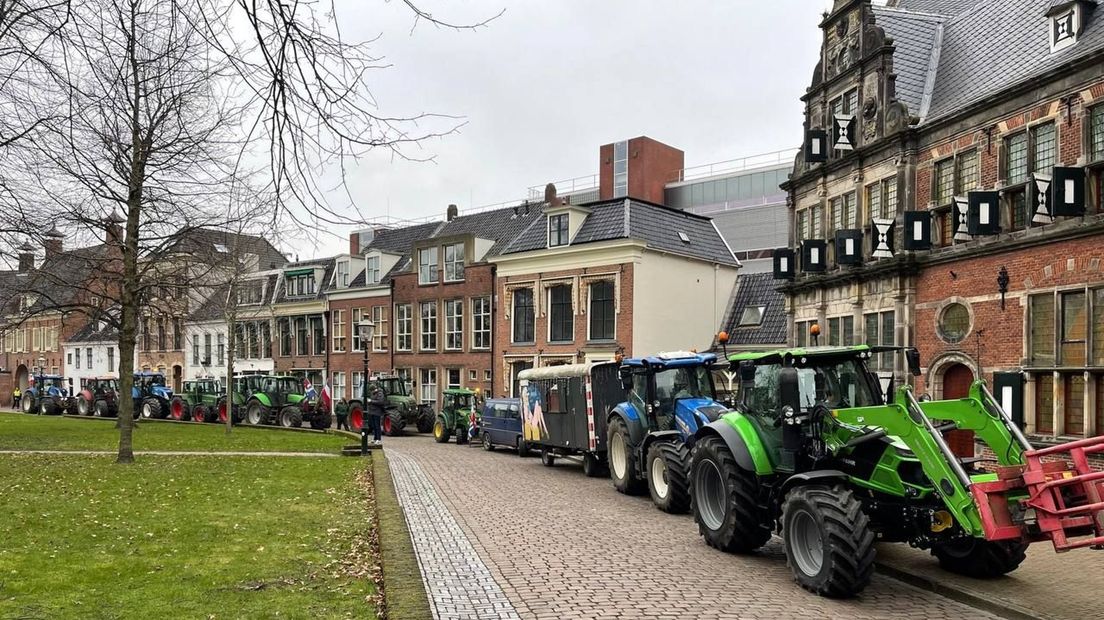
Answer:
972 435 1104 551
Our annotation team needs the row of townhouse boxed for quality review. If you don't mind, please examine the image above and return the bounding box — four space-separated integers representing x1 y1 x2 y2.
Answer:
776 0 1104 443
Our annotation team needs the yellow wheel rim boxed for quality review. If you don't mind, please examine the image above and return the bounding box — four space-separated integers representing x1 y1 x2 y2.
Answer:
433 421 443 439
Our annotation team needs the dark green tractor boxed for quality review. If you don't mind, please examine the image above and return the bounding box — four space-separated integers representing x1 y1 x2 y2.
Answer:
364 375 434 436
432 388 478 444
688 345 1054 597
179 378 222 423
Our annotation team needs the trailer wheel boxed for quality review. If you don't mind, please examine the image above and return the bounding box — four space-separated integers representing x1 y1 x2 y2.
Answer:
607 416 645 495
540 450 555 467
582 453 606 478
691 435 772 553
782 484 876 598
932 538 1027 578
516 437 531 458
647 441 691 514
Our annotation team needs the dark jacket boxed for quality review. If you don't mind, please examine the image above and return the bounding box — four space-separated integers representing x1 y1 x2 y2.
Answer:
366 387 387 418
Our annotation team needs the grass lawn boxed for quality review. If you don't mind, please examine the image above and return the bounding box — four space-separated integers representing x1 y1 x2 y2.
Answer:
0 454 377 619
0 411 348 453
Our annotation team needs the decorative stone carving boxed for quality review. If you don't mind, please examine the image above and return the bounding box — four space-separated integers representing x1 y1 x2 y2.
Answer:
862 97 879 140
884 100 910 135
862 23 886 55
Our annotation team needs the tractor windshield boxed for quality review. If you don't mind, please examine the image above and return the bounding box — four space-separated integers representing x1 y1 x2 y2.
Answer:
144 375 166 387
451 393 473 409
41 377 65 389
274 378 303 394
654 366 714 416
377 378 408 397
746 359 877 416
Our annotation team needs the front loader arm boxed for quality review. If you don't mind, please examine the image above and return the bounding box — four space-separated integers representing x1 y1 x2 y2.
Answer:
915 380 1026 468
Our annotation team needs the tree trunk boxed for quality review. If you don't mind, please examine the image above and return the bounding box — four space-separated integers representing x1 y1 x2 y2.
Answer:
225 281 236 435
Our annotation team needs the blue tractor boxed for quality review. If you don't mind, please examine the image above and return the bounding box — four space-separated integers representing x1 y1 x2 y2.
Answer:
133 371 174 420
21 374 75 415
606 352 731 514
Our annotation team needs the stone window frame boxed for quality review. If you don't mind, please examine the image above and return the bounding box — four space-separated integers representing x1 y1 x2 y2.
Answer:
504 281 538 344
933 297 975 346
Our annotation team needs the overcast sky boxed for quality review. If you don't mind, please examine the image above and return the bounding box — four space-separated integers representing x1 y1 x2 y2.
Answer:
299 1 832 258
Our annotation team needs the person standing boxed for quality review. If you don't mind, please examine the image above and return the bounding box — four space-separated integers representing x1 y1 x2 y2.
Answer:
12 386 20 410
366 384 386 445
334 398 350 431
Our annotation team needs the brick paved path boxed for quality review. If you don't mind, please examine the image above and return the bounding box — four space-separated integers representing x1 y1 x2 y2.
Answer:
386 436 1000 620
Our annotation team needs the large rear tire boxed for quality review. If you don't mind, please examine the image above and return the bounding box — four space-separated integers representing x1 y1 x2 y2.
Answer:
348 404 364 432
782 485 876 598
647 441 691 514
932 539 1027 578
432 418 450 443
21 396 34 414
416 411 435 433
607 416 645 495
690 435 772 553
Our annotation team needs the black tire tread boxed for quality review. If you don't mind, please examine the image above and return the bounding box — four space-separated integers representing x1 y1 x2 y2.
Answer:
648 441 691 514
782 485 876 598
932 539 1027 578
607 417 646 495
690 435 772 553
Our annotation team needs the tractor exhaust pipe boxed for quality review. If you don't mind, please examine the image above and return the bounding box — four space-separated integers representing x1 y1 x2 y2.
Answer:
905 389 973 492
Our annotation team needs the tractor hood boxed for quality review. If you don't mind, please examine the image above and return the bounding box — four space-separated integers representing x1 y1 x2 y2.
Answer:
45 385 70 399
677 398 728 423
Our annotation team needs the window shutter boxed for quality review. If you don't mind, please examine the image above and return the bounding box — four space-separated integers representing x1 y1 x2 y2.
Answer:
967 191 1001 235
903 211 932 251
1052 166 1086 216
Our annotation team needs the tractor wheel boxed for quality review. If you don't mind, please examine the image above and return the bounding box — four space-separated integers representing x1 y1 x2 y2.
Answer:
192 405 209 423
94 400 109 417
77 396 92 416
516 437 531 458
246 401 269 426
170 397 187 421
40 400 56 415
932 538 1027 578
482 432 494 451
278 406 303 428
348 404 364 432
432 418 451 443
21 397 34 414
582 453 606 478
416 412 435 433
540 449 555 467
607 417 646 495
781 485 876 598
690 435 772 554
310 411 332 430
382 412 406 436
141 398 162 419
647 441 691 514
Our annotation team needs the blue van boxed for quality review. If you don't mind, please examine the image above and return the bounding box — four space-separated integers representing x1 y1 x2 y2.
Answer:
479 398 529 456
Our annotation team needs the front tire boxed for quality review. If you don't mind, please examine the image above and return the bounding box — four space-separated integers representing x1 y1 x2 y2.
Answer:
309 411 332 430
782 485 876 598
433 418 451 443
94 400 109 417
141 398 162 419
932 539 1027 578
416 411 435 433
192 404 209 423
245 401 268 426
278 406 303 428
690 435 771 553
647 441 691 514
607 417 645 495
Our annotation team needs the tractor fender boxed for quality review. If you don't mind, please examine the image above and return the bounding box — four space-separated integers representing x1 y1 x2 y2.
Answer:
640 430 683 461
780 470 850 495
698 420 756 472
607 404 645 448
252 394 273 408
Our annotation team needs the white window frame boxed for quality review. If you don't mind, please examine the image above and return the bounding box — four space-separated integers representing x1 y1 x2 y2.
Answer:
444 243 465 282
372 305 388 352
446 368 461 390
336 260 349 287
419 368 437 405
396 304 413 351
420 301 438 351
332 309 346 352
418 248 439 285
333 371 346 401
365 255 381 285
351 308 365 352
444 299 463 351
471 297 491 350
352 371 364 402
613 140 628 198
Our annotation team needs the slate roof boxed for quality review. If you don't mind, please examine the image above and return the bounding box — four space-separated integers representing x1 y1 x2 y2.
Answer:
502 198 739 266
164 228 286 271
187 282 231 322
878 0 1104 124
68 315 119 343
0 244 116 316
722 272 787 347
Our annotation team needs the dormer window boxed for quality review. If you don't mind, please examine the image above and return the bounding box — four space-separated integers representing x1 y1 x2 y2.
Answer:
336 260 350 287
549 214 569 247
444 243 465 282
237 280 265 305
417 248 438 285
365 255 381 285
285 272 315 297
1049 1 1086 53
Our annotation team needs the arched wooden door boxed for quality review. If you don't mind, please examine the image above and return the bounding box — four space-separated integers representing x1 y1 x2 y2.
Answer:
942 363 975 457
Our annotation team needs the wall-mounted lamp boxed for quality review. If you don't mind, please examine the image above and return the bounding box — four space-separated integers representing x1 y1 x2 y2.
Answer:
997 266 1010 310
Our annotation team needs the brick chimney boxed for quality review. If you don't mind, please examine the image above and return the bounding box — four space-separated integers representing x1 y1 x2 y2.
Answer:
544 183 560 206
447 204 458 221
44 226 64 258
105 212 124 244
349 231 360 255
17 243 34 272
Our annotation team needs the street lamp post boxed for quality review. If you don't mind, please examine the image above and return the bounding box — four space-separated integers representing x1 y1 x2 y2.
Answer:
357 319 375 456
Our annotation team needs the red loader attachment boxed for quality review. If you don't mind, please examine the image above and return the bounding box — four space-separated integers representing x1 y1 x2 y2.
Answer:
972 435 1104 551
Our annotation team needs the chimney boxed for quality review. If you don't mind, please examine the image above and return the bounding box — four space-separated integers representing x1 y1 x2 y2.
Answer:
17 243 34 272
544 183 559 206
349 231 360 255
447 204 458 221
105 212 124 244
44 226 64 258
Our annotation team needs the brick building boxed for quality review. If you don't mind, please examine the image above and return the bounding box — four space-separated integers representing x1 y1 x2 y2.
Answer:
779 0 1104 443
391 204 543 408
271 257 334 389
493 192 739 398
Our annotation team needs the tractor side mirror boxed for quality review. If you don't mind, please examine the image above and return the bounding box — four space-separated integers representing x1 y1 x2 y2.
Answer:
778 366 801 415
906 347 921 377
619 367 633 392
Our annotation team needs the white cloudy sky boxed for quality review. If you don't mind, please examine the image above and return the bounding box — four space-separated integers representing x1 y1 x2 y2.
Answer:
299 1 833 257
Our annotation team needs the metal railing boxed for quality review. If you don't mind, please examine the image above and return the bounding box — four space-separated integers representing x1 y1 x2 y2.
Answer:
527 174 600 201
668 148 797 184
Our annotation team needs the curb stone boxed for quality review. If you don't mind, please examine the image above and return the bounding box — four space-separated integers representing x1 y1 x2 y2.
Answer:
875 561 1048 620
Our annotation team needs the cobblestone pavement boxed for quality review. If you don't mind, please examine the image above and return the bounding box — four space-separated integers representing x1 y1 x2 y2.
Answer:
385 435 1000 620
388 450 522 620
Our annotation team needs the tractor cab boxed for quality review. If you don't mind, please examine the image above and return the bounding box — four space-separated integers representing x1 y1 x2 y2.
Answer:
433 388 479 444
83 376 118 396
31 375 68 395
133 372 172 399
259 375 308 408
618 352 726 437
374 376 409 398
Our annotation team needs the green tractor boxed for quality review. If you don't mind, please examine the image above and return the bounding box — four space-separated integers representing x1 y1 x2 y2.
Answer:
432 388 479 444
347 374 433 435
177 378 222 423
689 344 1104 597
241 374 330 429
